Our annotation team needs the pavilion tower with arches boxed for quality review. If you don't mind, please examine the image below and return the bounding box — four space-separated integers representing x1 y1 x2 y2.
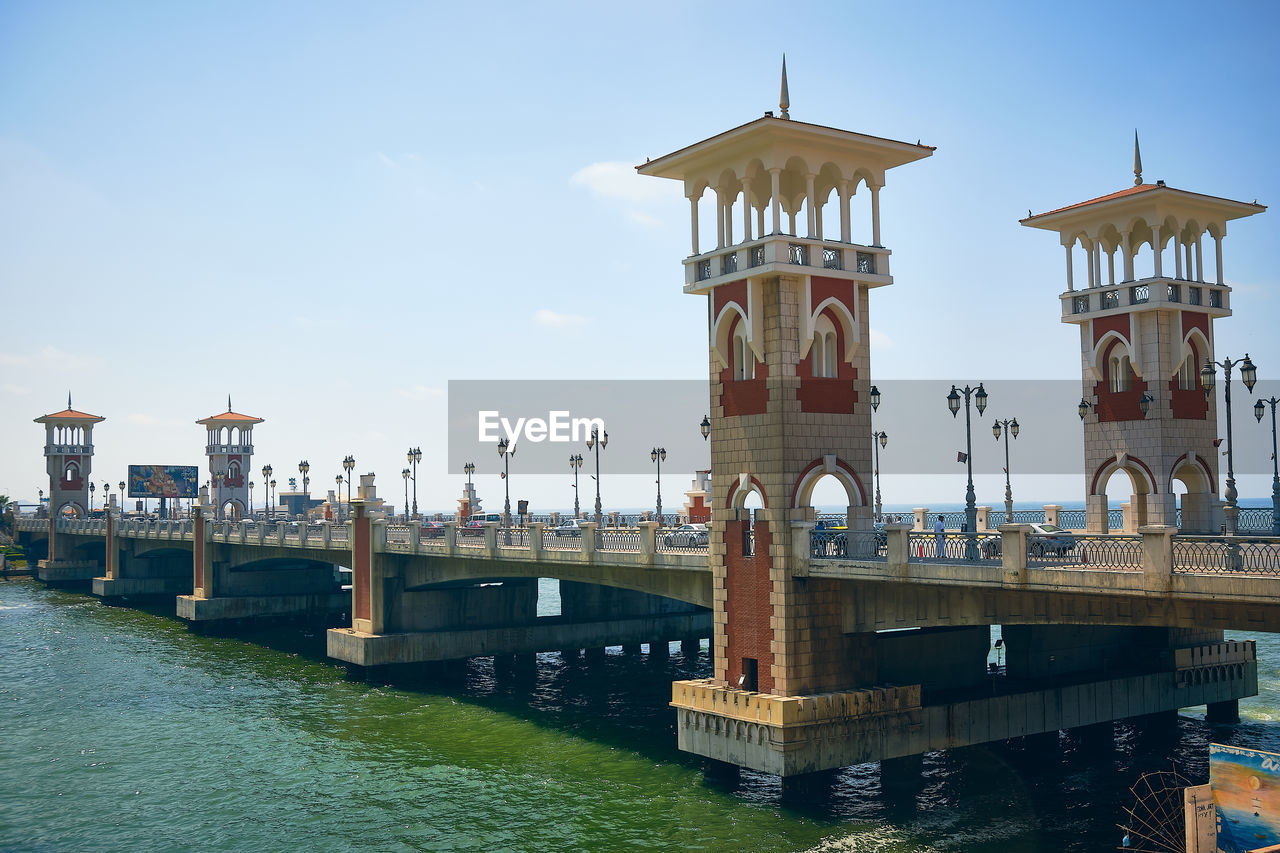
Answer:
34 396 105 562
1022 144 1265 533
638 69 932 702
197 399 263 520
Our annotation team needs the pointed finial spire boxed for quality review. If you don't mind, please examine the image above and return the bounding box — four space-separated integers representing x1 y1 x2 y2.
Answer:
779 54 790 120
68 390 72 410
1133 129 1143 186
228 394 232 412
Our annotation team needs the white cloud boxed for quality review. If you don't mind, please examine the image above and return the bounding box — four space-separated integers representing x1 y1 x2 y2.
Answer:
398 385 445 401
535 309 590 329
2 383 30 395
870 328 893 350
569 161 676 204
626 210 662 228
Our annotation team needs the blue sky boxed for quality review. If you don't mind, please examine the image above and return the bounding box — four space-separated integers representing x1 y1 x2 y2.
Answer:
3 0 1278 513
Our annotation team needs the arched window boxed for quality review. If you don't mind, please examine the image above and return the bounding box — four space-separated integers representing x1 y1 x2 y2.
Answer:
733 327 754 381
811 314 838 378
63 460 80 484
1107 346 1132 393
228 460 241 481
1178 351 1199 391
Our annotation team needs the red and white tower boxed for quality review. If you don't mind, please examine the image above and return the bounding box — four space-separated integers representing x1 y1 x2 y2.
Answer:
197 399 263 520
35 395 105 521
639 68 932 699
1023 142 1265 533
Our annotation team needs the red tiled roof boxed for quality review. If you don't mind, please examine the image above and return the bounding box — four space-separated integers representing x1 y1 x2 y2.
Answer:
36 408 104 421
1025 184 1158 220
197 410 263 424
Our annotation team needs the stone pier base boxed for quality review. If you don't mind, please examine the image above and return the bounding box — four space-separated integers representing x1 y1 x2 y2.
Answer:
178 592 349 622
36 559 99 584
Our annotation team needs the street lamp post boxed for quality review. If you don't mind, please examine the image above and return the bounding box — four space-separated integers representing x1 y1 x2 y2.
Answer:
342 455 355 508
700 416 711 441
402 468 410 522
1254 395 1279 536
1201 354 1258 535
569 454 583 518
249 481 255 515
947 382 988 558
587 426 608 526
870 384 885 521
270 479 277 518
117 482 124 515
89 481 96 513
261 464 273 520
334 474 344 518
406 447 421 519
992 417 1020 522
497 437 514 542
651 447 666 525
298 460 310 500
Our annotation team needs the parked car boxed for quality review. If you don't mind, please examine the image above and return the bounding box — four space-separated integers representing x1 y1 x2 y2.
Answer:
420 520 445 538
979 523 1077 559
553 519 585 537
460 520 486 537
664 523 708 547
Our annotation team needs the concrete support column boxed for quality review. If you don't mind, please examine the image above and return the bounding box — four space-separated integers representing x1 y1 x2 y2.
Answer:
1139 524 1175 594
838 181 851 243
483 522 499 557
1194 237 1203 281
976 506 991 531
649 640 669 661
681 638 700 657
443 521 457 556
715 191 725 248
1086 244 1095 288
193 503 213 599
724 198 733 246
1206 699 1240 724
1174 236 1184 279
804 173 816 237
740 178 752 243
1064 244 1074 291
1107 248 1116 285
1087 494 1110 534
1214 235 1224 284
1152 226 1163 277
1043 505 1061 528
790 520 813 578
769 168 782 234
528 522 545 559
638 521 657 563
999 524 1030 580
103 510 117 580
350 500 383 634
885 523 910 575
688 193 699 256
912 508 929 531
1122 231 1134 281
579 522 597 561
870 184 882 246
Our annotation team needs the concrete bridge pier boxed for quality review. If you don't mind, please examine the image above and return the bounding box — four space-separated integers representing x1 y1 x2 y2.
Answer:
1206 699 1240 724
648 641 670 662
680 639 701 658
35 518 100 585
93 513 193 600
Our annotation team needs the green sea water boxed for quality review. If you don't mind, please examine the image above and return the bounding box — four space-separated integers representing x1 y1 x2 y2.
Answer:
2 577 1277 852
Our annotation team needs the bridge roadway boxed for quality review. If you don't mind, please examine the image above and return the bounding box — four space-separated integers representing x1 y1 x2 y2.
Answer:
15 515 1280 638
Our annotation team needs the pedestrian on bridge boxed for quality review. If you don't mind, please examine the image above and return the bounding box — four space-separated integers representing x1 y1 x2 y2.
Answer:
934 514 946 558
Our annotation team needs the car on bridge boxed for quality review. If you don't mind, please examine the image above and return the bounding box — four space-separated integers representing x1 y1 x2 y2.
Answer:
460 520 486 537
978 523 1077 559
553 519 585 537
663 523 708 547
420 521 445 538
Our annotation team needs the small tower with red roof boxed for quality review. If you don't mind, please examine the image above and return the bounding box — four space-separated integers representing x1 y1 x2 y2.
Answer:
196 397 263 520
34 394 105 521
1022 138 1265 533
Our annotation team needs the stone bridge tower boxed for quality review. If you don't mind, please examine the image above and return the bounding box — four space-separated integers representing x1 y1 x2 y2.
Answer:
638 74 932 700
34 396 105 560
197 399 263 520
1022 147 1265 533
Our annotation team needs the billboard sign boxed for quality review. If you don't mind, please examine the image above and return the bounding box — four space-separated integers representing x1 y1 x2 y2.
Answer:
128 465 199 499
1210 742 1280 852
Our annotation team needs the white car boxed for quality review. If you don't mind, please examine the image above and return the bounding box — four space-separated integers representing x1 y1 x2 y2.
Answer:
663 523 708 547
553 519 585 537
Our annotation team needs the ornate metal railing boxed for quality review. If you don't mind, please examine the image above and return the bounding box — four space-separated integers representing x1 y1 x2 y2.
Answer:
330 526 348 542
386 525 412 544
542 529 582 551
499 528 529 548
788 243 808 265
811 530 885 561
1059 508 1087 530
1173 536 1280 575
856 251 876 274
1188 286 1202 305
1129 284 1149 304
598 529 640 552
1108 508 1124 529
656 529 709 554
907 532 999 563
1026 534 1142 570
1072 295 1090 314
1238 508 1276 532
722 252 738 274
1167 284 1181 303
1101 290 1120 309
822 246 842 269
750 245 765 268
697 259 711 281
1209 289 1222 308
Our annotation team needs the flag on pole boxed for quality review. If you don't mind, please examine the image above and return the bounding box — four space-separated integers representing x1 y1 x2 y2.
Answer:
957 451 968 463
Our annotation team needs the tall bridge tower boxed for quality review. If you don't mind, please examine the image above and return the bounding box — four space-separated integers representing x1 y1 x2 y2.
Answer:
638 73 932 701
1022 147 1265 533
34 397 105 561
197 400 263 520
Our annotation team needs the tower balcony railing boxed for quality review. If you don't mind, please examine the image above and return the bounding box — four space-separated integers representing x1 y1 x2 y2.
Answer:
206 444 254 455
44 444 93 455
686 234 891 291
1061 276 1229 323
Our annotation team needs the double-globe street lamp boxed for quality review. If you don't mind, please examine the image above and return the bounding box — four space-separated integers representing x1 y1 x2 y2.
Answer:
342 455 356 508
298 460 310 499
947 382 988 557
497 437 514 542
402 468 411 522
89 481 96 513
651 447 666 525
261 464 273 520
1256 395 1280 536
569 454 583 518
406 447 421 519
870 385 886 521
334 474 344 517
992 417 1020 523
587 426 608 526
1201 354 1257 535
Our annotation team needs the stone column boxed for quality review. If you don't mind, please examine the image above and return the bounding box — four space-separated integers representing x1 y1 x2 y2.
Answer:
790 520 813 578
579 521 598 561
688 193 700 256
976 506 991 531
885 523 910 575
103 510 117 580
1086 494 1110 534
1139 524 1174 594
769 168 782 234
350 500 383 634
193 503 213 599
528 522 545 559
870 184 881 246
638 521 657 565
912 508 929 531
484 522 499 557
999 524 1030 581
